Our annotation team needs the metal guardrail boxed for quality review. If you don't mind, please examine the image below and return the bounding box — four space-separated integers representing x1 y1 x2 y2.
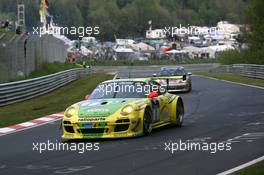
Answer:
211 64 264 79
0 68 91 106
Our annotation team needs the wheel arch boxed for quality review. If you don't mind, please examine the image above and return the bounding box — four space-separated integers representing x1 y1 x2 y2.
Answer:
169 96 184 122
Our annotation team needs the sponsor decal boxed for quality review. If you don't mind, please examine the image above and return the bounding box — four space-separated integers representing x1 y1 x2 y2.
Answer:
114 133 128 137
87 109 110 113
78 122 106 128
78 117 106 122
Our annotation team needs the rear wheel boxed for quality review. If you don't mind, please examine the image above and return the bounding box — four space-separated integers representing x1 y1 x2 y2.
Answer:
143 108 152 135
175 99 184 127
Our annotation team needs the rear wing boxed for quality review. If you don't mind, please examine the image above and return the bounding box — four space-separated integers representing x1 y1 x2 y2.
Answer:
151 75 188 90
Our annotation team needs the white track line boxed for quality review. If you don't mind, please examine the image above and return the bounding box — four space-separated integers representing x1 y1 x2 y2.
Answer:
50 113 64 117
217 155 264 175
0 118 62 137
18 122 36 127
36 117 54 121
0 128 16 133
0 112 64 137
196 74 264 174
195 75 264 90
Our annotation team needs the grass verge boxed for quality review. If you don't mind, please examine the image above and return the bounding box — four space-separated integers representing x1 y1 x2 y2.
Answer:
234 160 264 175
27 62 80 79
0 28 14 40
0 73 113 128
7 62 81 82
196 72 264 87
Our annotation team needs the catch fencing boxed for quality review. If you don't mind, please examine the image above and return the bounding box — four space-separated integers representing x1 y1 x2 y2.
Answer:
211 64 264 79
0 34 68 83
0 68 91 106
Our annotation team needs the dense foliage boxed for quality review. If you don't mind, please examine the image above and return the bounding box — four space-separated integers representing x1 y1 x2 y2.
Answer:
219 0 264 64
2 0 263 64
245 0 264 64
0 0 250 40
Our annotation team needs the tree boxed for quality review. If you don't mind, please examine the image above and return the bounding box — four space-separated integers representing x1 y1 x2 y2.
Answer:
246 0 264 64
0 0 251 40
89 0 121 40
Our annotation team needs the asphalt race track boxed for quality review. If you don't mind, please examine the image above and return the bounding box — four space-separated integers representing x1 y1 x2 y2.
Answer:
0 73 264 175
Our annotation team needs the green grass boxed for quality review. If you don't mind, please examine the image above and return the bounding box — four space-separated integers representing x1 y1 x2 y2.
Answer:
0 28 5 34
234 160 264 175
0 28 15 41
196 72 264 87
84 59 219 66
27 62 80 79
0 73 113 128
7 62 80 82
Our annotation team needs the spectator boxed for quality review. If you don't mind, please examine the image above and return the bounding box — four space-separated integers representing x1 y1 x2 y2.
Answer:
2 20 11 31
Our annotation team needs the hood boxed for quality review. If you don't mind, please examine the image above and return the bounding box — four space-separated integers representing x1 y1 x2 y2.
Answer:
78 98 141 117
153 76 183 80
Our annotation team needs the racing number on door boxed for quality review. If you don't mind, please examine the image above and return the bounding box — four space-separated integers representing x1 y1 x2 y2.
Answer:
158 96 169 121
151 98 160 123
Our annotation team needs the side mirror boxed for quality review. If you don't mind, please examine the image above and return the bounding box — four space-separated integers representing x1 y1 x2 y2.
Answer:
152 73 157 77
148 91 158 99
84 94 90 100
188 72 192 76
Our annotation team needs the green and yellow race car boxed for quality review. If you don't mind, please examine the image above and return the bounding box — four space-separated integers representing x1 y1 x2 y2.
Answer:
62 78 184 139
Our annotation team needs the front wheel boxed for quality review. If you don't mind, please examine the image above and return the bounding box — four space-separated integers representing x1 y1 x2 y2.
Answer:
187 81 192 92
143 108 152 135
175 99 184 127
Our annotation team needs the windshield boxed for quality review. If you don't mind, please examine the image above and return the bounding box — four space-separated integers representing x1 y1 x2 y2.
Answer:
160 69 185 76
89 81 150 99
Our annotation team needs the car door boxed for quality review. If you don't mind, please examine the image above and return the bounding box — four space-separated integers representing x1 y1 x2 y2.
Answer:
149 81 170 122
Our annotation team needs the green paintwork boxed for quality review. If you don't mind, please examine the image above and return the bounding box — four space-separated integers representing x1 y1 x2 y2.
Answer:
78 98 142 117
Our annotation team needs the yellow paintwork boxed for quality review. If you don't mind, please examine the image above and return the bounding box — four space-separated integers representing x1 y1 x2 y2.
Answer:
62 93 182 140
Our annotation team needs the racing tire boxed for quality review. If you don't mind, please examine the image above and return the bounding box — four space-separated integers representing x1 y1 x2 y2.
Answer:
143 108 152 135
175 99 184 127
187 82 192 92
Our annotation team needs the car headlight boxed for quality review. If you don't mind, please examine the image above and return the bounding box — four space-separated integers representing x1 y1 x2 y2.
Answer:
65 106 78 118
121 105 133 115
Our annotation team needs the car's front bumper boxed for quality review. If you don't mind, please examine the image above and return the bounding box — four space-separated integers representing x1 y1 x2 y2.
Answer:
167 83 191 92
62 117 143 139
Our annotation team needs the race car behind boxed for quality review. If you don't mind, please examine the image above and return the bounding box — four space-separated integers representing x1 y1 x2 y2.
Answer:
152 66 192 92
